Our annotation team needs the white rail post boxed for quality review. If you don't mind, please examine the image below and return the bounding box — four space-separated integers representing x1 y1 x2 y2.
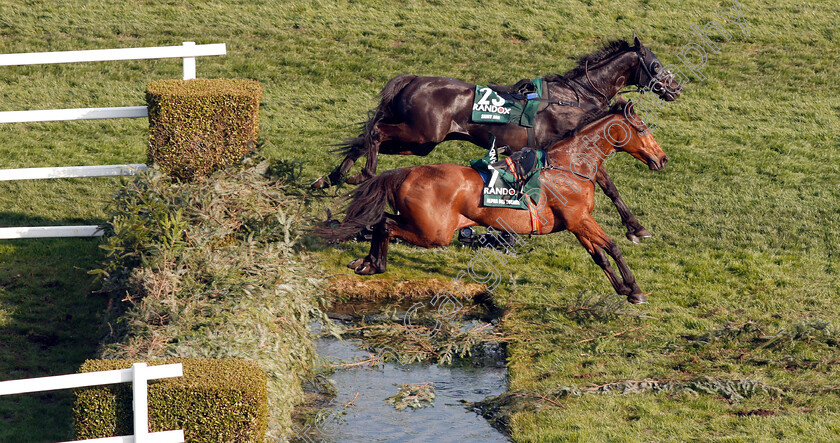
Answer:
182 42 196 80
133 363 150 442
0 362 185 443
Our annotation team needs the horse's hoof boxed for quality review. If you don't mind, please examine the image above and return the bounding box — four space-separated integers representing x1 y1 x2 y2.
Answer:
347 258 364 270
346 173 370 185
354 262 380 275
635 228 652 238
627 291 648 304
626 232 641 244
311 176 331 189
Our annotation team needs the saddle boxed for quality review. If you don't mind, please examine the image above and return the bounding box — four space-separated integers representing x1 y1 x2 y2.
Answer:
489 147 541 191
470 142 545 203
469 144 546 234
488 78 539 98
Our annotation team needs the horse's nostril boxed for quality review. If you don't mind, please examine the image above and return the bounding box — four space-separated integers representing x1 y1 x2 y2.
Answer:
663 156 669 164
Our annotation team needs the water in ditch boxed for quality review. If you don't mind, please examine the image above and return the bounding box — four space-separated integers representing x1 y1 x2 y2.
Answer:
295 301 509 442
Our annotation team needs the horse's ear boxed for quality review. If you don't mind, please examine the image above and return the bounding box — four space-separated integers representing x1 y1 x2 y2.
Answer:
633 32 641 47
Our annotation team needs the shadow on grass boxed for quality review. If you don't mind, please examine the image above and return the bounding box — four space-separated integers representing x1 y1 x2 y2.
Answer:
0 237 109 442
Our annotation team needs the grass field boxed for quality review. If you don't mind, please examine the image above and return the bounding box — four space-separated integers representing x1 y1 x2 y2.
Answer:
0 0 838 441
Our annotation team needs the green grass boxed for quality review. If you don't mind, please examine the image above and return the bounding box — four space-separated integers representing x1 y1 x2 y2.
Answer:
0 239 106 442
0 0 837 441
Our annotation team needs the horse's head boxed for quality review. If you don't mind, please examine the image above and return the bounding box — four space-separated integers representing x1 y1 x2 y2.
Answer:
632 34 682 101
609 101 669 170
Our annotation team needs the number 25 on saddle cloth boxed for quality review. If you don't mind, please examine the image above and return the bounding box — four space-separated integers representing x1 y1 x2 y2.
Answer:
469 147 547 234
470 78 544 127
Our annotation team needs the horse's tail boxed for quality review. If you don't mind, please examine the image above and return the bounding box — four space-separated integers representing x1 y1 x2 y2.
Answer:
356 74 417 174
333 75 417 159
316 168 412 242
332 131 366 158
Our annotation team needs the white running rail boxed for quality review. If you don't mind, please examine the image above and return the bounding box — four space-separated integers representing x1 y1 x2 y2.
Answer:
0 42 225 238
0 362 185 443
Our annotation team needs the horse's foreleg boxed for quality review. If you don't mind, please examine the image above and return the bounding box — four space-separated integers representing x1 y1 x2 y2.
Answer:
569 215 645 304
595 167 650 244
602 241 645 304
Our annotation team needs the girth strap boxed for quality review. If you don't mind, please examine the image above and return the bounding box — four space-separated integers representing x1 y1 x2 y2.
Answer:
526 197 541 234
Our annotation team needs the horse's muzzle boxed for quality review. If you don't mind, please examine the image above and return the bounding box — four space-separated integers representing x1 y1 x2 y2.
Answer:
649 155 668 171
658 74 682 101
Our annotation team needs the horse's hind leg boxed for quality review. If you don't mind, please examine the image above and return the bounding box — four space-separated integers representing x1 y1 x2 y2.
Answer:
312 136 367 189
312 150 364 189
347 206 460 275
312 154 359 189
348 217 394 275
346 127 392 186
595 167 650 244
568 214 645 304
347 119 448 185
349 138 381 185
345 137 382 185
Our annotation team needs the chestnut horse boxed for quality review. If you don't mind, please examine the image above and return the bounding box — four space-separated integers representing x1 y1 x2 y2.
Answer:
318 102 667 304
313 35 681 243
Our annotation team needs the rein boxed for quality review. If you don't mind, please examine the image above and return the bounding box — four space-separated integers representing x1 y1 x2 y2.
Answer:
617 87 644 95
585 59 610 103
539 110 649 182
504 80 601 111
542 157 597 183
530 96 602 111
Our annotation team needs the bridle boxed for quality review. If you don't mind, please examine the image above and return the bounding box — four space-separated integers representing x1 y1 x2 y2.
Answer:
580 46 674 99
623 47 681 100
546 45 675 110
633 48 658 88
542 109 651 179
577 46 660 105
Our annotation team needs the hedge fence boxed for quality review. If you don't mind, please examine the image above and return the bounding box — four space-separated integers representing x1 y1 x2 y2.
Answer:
146 78 262 180
74 358 267 442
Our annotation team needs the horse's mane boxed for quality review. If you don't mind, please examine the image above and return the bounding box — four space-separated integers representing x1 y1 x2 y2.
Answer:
540 99 629 148
544 39 633 83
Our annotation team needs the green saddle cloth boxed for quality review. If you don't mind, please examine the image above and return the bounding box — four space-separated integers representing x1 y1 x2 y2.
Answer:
469 148 546 209
470 78 544 127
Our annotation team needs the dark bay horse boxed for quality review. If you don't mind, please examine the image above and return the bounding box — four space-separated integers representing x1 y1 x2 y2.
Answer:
318 102 668 304
312 35 681 243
